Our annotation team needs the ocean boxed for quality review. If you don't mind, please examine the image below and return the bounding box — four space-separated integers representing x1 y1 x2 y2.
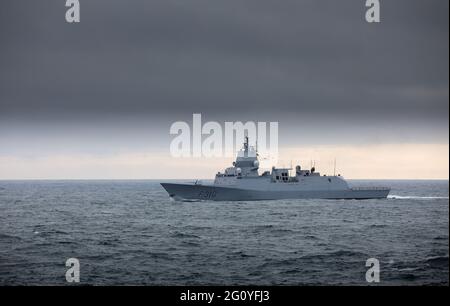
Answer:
0 180 448 285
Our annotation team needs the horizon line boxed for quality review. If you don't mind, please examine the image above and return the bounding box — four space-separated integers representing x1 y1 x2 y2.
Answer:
0 178 448 181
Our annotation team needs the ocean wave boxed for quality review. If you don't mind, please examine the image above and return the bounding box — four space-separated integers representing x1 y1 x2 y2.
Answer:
170 231 201 239
272 228 295 234
228 251 255 258
57 240 78 245
399 273 417 280
257 250 368 270
97 239 119 246
425 255 449 267
433 236 448 241
252 224 275 229
0 233 22 242
304 234 319 240
181 241 202 247
299 250 368 262
368 224 388 228
388 195 449 200
147 252 171 260
394 267 422 272
90 201 107 205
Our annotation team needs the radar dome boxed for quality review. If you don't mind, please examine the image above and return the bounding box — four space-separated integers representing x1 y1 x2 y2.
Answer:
253 160 259 167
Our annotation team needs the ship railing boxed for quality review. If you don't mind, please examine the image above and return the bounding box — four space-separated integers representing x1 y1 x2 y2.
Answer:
351 187 390 191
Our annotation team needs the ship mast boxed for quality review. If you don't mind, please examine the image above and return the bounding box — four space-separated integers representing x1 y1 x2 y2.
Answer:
244 136 249 152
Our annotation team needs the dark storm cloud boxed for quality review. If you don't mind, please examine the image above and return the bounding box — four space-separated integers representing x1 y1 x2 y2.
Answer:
0 0 448 128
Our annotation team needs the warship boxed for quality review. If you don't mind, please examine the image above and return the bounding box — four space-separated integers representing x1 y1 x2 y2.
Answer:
161 137 390 201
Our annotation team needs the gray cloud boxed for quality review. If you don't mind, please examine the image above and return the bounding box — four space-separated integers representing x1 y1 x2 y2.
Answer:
0 0 448 146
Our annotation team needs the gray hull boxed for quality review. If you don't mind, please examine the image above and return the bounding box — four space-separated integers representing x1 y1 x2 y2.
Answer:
160 183 390 201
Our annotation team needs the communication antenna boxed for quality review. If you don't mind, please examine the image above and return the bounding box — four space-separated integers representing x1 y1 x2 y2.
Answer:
333 158 336 176
244 134 249 152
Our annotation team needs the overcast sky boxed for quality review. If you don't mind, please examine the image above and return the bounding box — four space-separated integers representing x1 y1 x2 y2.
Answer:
0 0 448 178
